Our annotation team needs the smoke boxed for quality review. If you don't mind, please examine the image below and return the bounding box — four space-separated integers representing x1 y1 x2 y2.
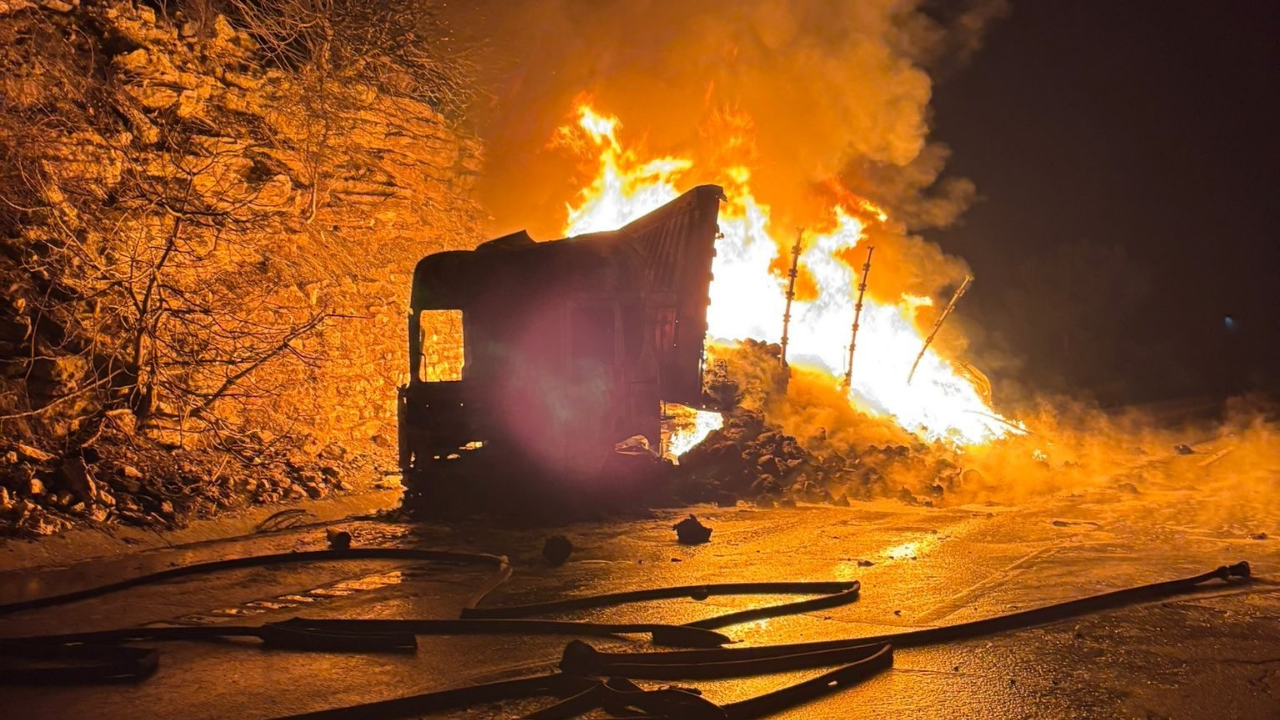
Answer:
450 1 1280 520
951 394 1280 530
708 339 1279 524
788 377 1280 524
461 0 1009 248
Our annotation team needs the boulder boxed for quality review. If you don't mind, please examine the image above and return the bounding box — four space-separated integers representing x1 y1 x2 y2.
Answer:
60 456 99 501
14 443 54 463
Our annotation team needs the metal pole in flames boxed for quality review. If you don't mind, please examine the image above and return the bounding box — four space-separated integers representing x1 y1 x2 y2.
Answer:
842 245 875 390
779 229 803 368
907 274 973 385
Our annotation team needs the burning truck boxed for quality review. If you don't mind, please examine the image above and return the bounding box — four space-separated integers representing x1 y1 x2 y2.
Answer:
398 102 1019 512
398 185 727 510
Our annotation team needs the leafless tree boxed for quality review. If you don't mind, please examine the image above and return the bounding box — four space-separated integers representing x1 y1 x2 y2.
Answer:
0 1 476 454
0 10 332 449
224 0 475 116
223 0 477 223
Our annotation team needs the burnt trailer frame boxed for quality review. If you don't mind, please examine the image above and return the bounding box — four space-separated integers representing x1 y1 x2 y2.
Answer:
398 184 725 507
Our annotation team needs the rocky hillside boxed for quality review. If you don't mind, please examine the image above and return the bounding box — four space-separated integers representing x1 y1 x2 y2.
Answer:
0 0 484 534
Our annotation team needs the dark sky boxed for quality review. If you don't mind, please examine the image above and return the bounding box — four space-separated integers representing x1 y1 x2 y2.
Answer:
931 2 1279 405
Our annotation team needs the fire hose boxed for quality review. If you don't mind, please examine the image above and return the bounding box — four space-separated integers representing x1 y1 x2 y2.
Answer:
0 547 512 683
558 561 1255 676
524 645 895 720
0 547 1254 717
260 561 1251 720
0 545 853 684
459 581 857 619
0 547 513 616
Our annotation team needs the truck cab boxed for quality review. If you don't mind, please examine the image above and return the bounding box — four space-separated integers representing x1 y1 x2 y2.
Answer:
398 185 725 510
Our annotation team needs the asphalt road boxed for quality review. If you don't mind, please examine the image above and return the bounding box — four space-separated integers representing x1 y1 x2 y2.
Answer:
0 444 1277 719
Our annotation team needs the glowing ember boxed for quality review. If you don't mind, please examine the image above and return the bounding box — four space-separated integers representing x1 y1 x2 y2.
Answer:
560 102 1018 450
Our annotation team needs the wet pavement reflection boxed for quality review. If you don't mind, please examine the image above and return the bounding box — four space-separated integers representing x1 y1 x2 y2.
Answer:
0 472 1277 719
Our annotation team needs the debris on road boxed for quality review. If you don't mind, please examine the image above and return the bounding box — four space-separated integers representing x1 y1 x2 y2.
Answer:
542 535 574 566
326 527 353 550
674 515 713 545
254 508 310 533
2 425 374 538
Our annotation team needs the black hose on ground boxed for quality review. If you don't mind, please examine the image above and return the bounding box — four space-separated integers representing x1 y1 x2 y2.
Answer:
0 548 513 616
4 546 1254 717
0 641 160 684
459 581 858 619
684 586 862 630
267 673 589 720
0 623 421 653
0 547 510 685
721 643 894 720
0 548 850 684
1 618 731 656
566 562 1253 674
277 618 731 648
259 561 1252 720
559 638 888 680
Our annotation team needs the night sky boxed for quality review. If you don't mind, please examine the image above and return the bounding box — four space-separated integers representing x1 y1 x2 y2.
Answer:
931 2 1279 405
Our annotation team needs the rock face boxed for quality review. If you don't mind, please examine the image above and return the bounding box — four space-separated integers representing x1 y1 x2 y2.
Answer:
0 3 482 458
0 1 485 534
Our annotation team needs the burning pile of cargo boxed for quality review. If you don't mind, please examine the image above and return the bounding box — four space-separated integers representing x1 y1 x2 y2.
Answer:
675 410 969 508
673 340 972 508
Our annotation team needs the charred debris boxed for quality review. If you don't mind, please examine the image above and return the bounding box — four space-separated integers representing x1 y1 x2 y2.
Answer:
678 340 970 509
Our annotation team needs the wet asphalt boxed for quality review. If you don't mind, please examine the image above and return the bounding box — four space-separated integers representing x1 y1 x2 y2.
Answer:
0 447 1277 720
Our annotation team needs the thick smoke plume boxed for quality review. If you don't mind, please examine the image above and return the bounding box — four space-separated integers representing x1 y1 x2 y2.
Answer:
720 340 1280 523
456 1 1280 516
464 0 1008 248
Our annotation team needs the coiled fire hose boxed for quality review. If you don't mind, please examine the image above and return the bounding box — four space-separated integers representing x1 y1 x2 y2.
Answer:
0 547 1254 717
0 548 510 683
0 547 512 616
0 546 855 684
261 561 1252 720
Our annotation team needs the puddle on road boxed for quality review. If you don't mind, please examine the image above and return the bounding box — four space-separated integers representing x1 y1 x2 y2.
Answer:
178 569 412 625
882 534 940 561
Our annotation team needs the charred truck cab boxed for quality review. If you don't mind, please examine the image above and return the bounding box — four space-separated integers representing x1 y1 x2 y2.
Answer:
399 185 725 511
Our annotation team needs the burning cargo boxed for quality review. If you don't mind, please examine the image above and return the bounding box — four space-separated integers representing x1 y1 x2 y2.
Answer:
398 185 724 509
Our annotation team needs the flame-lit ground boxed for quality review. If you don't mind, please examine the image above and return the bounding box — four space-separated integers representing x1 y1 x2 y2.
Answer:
2 434 1277 719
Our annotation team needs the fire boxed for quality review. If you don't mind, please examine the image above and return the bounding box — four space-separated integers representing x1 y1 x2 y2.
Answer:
559 102 1018 450
557 104 692 236
665 404 726 459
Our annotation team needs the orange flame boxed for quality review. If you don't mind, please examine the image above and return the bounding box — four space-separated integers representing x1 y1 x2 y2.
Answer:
558 102 1019 450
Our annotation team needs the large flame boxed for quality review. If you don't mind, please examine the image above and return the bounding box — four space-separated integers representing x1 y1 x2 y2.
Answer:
559 103 1016 450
